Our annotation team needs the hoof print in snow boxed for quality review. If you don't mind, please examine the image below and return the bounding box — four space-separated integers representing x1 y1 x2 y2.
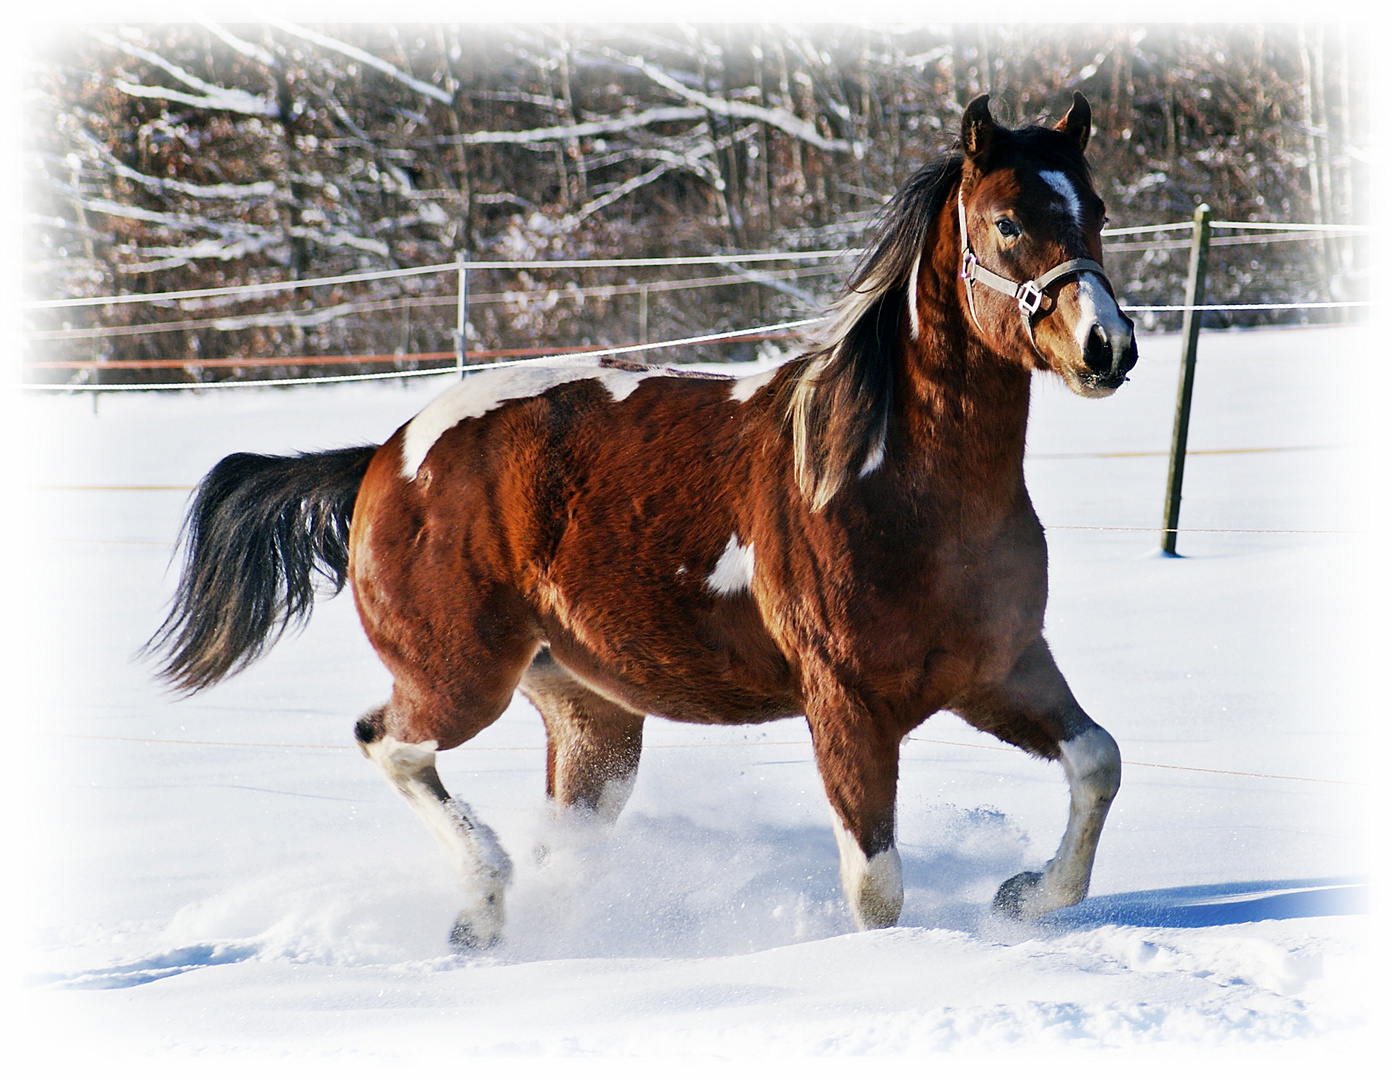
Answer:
993 870 1045 920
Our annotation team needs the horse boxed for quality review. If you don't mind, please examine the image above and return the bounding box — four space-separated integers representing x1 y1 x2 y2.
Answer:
150 93 1137 949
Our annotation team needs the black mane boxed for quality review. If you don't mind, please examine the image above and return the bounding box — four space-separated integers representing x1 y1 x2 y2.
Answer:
781 153 962 510
782 120 1096 510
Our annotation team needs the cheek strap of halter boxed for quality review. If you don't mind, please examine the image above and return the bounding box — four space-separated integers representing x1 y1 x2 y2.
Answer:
956 190 1110 349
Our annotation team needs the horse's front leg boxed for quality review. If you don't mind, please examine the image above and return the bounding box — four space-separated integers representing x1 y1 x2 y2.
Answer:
951 637 1122 919
805 681 905 930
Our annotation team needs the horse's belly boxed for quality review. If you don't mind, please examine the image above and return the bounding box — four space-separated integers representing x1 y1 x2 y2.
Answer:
536 587 798 724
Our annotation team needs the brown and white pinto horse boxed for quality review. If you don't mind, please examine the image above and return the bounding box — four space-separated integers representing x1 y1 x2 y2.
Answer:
152 94 1136 948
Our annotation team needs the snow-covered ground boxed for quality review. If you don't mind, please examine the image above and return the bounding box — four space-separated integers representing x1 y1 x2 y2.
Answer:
15 325 1379 1072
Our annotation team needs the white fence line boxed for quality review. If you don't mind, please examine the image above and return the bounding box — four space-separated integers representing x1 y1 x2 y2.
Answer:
20 220 1368 312
22 216 1370 394
22 249 854 311
22 298 1371 394
26 318 824 393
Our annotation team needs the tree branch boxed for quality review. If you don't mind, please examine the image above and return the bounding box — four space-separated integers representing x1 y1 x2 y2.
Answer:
604 48 863 157
266 19 454 106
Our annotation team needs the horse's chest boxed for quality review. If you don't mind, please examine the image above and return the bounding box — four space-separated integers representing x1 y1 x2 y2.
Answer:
774 521 1047 692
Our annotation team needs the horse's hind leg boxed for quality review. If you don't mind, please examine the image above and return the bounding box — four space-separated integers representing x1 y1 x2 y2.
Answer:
519 648 644 821
355 704 514 949
950 638 1121 920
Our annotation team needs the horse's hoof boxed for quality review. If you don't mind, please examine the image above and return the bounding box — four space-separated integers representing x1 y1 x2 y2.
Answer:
992 870 1044 920
448 890 505 951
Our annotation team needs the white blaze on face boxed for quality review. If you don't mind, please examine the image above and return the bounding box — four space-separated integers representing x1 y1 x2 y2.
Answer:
1034 170 1130 360
400 364 655 480
706 532 755 596
1039 169 1083 226
1071 272 1132 358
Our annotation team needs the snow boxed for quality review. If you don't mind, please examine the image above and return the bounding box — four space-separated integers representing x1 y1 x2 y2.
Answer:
13 325 1381 1072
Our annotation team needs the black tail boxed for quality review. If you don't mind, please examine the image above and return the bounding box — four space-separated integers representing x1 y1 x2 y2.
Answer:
146 445 379 694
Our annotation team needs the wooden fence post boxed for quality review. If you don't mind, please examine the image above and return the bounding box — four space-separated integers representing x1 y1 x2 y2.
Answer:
455 251 469 379
1161 203 1213 555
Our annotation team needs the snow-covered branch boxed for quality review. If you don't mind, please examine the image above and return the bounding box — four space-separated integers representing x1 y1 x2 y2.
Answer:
199 22 277 68
440 106 707 146
566 162 678 226
604 49 862 157
267 20 453 106
74 132 277 202
90 28 279 118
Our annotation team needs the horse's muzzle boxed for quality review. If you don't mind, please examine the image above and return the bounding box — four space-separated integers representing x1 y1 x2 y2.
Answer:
1081 317 1138 388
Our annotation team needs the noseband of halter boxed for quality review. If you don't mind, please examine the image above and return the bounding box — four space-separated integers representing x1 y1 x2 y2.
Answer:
956 188 1112 354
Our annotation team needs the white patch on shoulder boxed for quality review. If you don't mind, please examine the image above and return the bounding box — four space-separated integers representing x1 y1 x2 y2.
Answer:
400 365 654 480
728 366 779 403
705 532 755 596
1040 169 1082 225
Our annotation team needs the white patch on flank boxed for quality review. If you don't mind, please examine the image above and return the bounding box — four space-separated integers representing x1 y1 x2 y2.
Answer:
1040 169 1082 226
400 365 654 479
830 810 904 931
858 435 886 478
727 366 779 403
906 252 922 341
705 533 755 596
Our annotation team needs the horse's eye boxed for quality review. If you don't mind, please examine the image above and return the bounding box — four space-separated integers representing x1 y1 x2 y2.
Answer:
995 219 1021 239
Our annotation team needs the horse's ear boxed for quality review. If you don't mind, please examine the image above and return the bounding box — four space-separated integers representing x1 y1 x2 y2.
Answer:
961 94 997 166
1054 91 1092 152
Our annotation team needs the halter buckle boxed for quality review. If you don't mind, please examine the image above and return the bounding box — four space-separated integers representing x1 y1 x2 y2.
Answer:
960 249 978 283
1016 280 1044 317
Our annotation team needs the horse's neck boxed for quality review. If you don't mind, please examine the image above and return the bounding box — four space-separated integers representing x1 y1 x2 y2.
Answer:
895 324 1033 515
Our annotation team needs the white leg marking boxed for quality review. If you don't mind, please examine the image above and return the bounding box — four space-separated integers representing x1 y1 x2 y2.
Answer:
1058 725 1122 805
1025 725 1120 916
830 809 903 931
1039 169 1082 225
727 366 779 403
363 735 513 944
705 532 755 596
400 365 657 479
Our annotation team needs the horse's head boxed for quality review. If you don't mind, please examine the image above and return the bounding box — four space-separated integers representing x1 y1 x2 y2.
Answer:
956 93 1137 396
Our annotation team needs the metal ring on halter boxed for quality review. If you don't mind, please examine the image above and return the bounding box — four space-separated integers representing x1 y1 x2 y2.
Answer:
1015 280 1044 317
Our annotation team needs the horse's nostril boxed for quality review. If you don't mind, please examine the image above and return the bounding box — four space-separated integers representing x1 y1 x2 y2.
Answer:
1083 324 1112 373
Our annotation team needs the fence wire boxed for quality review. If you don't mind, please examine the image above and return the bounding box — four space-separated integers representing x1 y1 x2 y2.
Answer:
21 218 1369 393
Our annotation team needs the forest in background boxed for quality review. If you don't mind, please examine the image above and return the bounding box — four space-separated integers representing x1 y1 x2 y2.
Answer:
23 22 1369 384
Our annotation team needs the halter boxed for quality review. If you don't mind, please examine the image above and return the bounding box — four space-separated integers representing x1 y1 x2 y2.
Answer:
956 188 1112 354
